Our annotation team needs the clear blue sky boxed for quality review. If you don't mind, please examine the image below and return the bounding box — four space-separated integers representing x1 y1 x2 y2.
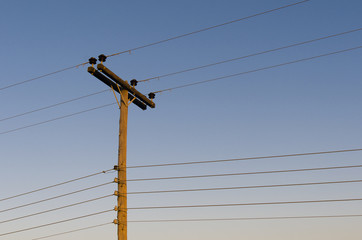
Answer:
1 0 362 239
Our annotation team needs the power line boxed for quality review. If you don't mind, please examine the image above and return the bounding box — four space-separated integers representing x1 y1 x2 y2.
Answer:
139 27 362 82
0 89 109 122
0 168 114 202
31 222 112 240
0 102 116 135
153 45 362 93
0 194 113 224
129 197 362 210
4 28 360 126
128 164 362 181
0 63 86 91
128 179 362 195
2 49 360 137
28 214 362 240
30 213 362 240
3 28 359 127
106 0 310 57
128 148 362 168
5 171 359 221
0 182 113 213
0 209 113 237
0 0 309 92
129 214 362 223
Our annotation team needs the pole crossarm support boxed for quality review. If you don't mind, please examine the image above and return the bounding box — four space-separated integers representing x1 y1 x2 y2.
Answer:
97 64 156 108
87 66 147 110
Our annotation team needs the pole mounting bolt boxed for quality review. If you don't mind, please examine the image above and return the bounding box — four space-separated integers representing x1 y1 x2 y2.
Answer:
98 54 107 63
130 79 138 87
148 92 155 100
114 165 120 171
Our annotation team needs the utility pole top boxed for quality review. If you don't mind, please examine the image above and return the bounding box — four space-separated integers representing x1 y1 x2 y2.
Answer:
97 63 156 108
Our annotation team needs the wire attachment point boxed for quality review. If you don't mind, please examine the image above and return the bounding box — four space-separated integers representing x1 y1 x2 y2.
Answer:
98 54 107 63
130 79 138 87
148 92 155 100
88 57 97 67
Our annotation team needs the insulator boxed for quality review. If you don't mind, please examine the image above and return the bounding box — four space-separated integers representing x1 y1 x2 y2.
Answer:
130 79 138 87
98 54 107 63
148 92 155 99
89 57 97 65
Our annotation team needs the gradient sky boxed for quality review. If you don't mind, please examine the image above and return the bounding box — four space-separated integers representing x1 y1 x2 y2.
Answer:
1 0 362 239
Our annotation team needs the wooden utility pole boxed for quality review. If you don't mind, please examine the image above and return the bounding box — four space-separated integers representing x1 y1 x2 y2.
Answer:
117 89 128 240
88 55 155 240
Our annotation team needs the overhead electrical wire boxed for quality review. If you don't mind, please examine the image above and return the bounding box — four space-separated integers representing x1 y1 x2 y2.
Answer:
0 89 110 122
2 44 361 136
0 64 86 91
5 179 362 224
0 0 309 92
129 214 362 223
139 27 362 82
127 179 362 195
6 161 362 212
129 197 362 210
0 209 113 237
106 0 310 57
153 45 362 93
31 222 112 240
0 194 113 224
29 214 362 240
2 27 360 126
128 164 362 181
0 103 116 135
128 148 362 169
0 182 113 213
0 168 114 202
2 198 361 237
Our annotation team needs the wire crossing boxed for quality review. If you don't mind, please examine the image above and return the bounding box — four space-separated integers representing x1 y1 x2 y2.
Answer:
0 0 309 92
